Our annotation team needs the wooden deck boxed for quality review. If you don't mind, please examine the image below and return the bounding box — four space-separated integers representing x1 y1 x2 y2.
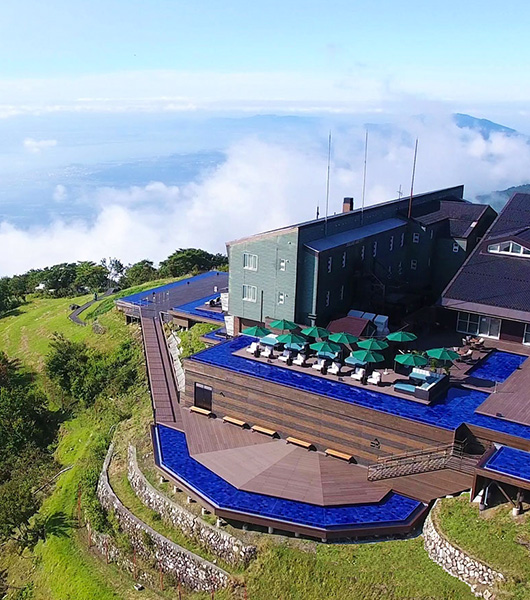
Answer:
141 315 183 429
180 408 472 505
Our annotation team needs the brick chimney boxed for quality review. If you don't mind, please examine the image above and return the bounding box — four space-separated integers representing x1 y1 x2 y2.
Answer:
342 197 354 213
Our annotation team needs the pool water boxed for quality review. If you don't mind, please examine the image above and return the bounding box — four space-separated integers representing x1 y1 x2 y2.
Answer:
467 351 527 383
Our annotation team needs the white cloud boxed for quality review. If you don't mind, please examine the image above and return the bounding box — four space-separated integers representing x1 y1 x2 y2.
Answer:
23 137 57 153
1 117 530 276
52 184 67 202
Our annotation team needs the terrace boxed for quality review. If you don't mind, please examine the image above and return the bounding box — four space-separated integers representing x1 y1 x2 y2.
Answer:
189 335 530 442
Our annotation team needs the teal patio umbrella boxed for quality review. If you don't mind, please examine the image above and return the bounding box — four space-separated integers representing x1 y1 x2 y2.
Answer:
269 319 298 331
301 326 330 339
242 325 271 338
276 333 307 345
395 353 428 367
357 338 389 351
386 331 417 343
328 332 359 345
350 349 385 364
426 348 459 362
309 341 342 355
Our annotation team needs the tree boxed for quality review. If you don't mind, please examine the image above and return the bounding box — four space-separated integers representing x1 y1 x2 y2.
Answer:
122 259 158 287
75 261 109 292
158 248 227 277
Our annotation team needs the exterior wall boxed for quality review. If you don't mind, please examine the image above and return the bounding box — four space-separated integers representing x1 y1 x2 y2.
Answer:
228 229 299 323
183 360 454 464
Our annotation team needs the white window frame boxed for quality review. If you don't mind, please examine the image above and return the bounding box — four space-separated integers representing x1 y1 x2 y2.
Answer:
398 261 403 275
400 232 405 247
325 290 330 307
342 251 347 268
243 252 258 271
412 232 420 243
410 259 417 270
242 284 257 302
456 311 501 339
430 229 434 239
340 285 344 301
327 256 333 273
389 235 394 251
277 291 285 305
372 241 377 257
361 245 365 260
524 323 530 345
488 240 530 257
452 242 460 253
279 258 287 271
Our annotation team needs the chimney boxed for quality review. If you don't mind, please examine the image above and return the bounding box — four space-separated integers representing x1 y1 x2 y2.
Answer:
342 197 354 213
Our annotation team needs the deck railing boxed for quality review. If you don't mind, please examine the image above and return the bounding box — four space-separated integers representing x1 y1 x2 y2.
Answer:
367 440 475 481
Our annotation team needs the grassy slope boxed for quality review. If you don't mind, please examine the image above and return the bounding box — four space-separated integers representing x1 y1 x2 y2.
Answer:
436 496 530 599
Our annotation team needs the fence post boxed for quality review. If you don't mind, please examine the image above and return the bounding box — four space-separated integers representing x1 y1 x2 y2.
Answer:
159 561 164 591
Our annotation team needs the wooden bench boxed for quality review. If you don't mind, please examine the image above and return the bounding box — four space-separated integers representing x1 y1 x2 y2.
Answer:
325 448 354 462
286 436 314 450
190 406 213 417
223 415 248 428
251 424 278 437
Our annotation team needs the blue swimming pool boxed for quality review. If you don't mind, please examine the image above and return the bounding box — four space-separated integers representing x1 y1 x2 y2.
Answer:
484 446 530 482
174 294 226 322
155 425 424 530
467 351 527 383
189 336 530 441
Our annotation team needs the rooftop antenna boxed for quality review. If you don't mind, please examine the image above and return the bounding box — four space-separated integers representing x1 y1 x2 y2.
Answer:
361 129 368 225
325 130 332 236
407 138 419 219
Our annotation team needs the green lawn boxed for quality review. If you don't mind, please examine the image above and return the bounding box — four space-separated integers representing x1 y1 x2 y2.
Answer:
435 496 530 599
0 294 129 371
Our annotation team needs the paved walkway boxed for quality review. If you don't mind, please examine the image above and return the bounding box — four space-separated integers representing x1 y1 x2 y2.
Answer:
68 289 114 326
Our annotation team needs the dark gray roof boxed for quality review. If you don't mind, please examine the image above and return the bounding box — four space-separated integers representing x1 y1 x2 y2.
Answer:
304 218 407 252
442 193 530 318
410 200 489 238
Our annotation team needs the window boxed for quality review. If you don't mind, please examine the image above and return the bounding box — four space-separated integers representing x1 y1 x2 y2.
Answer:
488 241 530 257
194 383 212 411
361 245 365 260
342 251 347 268
452 242 460 253
279 258 287 271
457 311 501 339
389 235 394 251
243 252 258 270
327 256 333 273
412 232 420 243
372 241 377 257
430 229 434 239
242 284 257 302
524 324 530 345
325 290 330 307
340 285 344 301
400 232 405 247
398 261 403 275
278 291 285 304
410 259 417 270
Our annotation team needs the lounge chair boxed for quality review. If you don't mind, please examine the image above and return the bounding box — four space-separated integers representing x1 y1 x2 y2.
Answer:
246 342 260 356
262 346 274 359
458 348 474 361
367 371 382 386
312 357 328 374
351 367 365 381
279 350 294 365
293 353 308 367
328 361 342 375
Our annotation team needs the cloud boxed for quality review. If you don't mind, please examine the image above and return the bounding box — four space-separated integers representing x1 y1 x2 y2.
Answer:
23 137 57 153
1 116 530 277
52 184 67 202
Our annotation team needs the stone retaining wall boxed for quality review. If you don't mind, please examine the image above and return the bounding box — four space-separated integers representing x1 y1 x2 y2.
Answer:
97 444 230 592
423 504 504 599
128 445 257 566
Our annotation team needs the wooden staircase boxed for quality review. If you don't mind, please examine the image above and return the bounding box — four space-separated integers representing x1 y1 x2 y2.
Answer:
367 441 480 481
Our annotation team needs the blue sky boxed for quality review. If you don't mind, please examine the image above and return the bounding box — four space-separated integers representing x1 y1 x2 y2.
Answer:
1 0 529 110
